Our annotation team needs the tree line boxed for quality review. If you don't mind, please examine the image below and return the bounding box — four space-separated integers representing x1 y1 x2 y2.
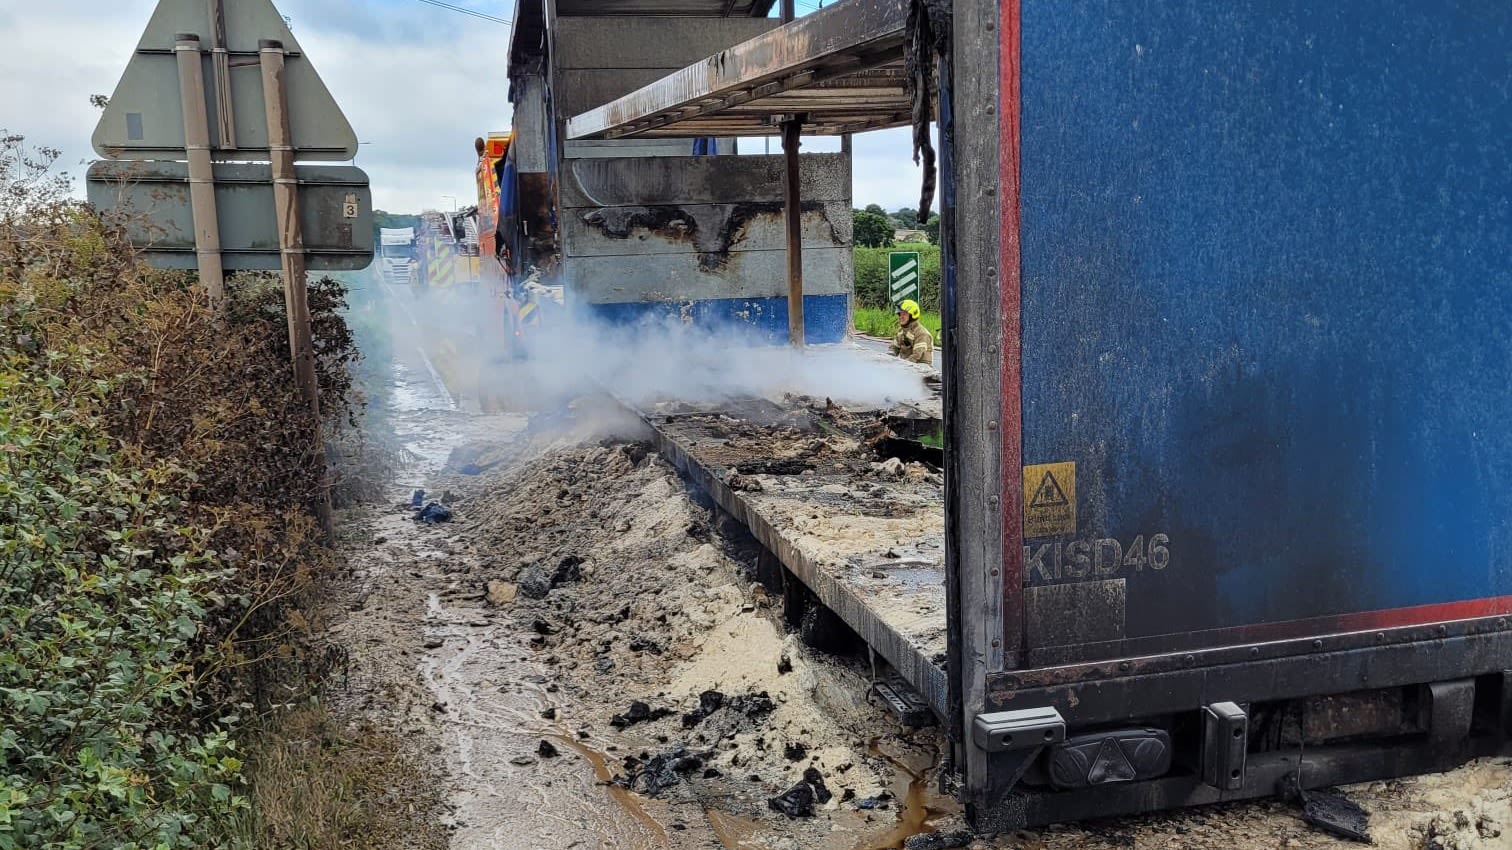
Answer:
852 203 939 249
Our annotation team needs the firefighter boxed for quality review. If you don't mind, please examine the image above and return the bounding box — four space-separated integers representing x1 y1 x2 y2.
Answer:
889 299 934 364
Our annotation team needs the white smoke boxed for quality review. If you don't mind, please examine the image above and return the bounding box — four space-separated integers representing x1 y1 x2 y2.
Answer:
391 282 931 413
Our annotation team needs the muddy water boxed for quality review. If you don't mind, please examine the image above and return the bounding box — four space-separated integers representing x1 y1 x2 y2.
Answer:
553 735 671 845
360 297 671 848
420 588 671 849
863 738 955 850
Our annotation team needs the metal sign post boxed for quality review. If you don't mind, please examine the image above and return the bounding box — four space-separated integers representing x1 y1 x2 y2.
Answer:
889 250 921 306
173 33 226 310
260 37 333 537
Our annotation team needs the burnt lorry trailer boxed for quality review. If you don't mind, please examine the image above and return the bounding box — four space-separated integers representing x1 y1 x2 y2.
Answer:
942 0 1512 828
564 0 1512 828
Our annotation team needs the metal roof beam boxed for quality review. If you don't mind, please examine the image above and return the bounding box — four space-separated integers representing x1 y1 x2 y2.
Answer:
567 0 907 140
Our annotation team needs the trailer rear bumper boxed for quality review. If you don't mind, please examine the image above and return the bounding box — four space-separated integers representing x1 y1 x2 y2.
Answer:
972 731 1511 832
969 623 1512 828
987 615 1512 724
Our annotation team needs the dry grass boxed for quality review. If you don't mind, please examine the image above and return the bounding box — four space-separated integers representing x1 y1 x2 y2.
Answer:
241 706 449 850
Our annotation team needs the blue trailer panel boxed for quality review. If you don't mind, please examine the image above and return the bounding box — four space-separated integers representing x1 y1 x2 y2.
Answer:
1014 0 1512 662
946 0 1512 826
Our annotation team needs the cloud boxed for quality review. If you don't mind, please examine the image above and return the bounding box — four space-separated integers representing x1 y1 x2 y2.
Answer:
0 0 925 216
852 127 933 212
0 1 158 185
734 128 932 212
0 0 506 214
284 5 509 213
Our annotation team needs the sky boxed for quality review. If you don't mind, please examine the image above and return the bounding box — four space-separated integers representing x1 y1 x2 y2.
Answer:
0 0 929 216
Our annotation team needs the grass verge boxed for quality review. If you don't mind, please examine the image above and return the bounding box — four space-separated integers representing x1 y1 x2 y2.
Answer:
236 707 447 850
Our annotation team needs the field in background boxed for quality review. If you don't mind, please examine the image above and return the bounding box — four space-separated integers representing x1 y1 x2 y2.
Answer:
854 305 944 349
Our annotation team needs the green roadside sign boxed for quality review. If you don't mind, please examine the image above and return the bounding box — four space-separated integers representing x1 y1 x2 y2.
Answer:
889 251 921 307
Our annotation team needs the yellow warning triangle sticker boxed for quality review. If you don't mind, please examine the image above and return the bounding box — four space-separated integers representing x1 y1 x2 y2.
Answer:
1029 470 1069 509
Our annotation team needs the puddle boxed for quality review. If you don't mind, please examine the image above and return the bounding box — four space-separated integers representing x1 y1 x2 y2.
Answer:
553 734 671 847
868 565 943 589
862 737 953 850
391 359 465 474
418 590 671 849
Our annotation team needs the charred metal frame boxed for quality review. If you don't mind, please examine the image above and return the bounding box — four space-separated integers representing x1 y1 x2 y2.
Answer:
564 0 910 139
945 0 1011 807
986 615 1512 724
983 730 1509 832
781 117 805 346
634 409 951 721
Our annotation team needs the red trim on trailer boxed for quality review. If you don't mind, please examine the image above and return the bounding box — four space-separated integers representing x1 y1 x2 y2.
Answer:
999 0 1025 664
1219 594 1512 644
1022 595 1512 668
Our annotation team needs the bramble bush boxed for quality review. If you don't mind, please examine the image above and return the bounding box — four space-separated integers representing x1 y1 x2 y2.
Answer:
0 357 245 848
0 133 362 849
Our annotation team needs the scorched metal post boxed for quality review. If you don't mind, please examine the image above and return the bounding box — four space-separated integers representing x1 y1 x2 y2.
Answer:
260 37 334 538
173 33 227 311
780 0 804 349
782 117 805 348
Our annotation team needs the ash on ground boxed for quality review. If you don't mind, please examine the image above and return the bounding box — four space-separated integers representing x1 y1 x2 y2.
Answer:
326 363 1512 850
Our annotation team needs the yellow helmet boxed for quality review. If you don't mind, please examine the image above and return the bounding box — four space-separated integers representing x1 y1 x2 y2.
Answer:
898 299 921 320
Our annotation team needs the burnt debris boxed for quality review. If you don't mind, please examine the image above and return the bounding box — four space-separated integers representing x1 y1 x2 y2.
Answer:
681 690 727 728
610 700 673 729
767 767 833 818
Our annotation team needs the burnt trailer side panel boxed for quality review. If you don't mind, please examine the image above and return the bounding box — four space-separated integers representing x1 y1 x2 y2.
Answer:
1011 0 1512 666
947 0 1512 827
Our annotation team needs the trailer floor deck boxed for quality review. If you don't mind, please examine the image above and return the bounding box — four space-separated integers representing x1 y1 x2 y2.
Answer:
631 351 949 718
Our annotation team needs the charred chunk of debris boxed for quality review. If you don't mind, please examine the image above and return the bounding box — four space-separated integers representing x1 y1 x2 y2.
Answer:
1301 789 1371 843
614 745 708 794
518 554 585 600
767 767 833 818
735 459 812 476
728 473 764 492
731 691 776 718
681 690 726 728
903 830 973 850
628 635 664 655
611 700 673 729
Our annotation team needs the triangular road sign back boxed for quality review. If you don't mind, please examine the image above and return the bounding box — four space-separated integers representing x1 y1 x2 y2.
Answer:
93 0 357 161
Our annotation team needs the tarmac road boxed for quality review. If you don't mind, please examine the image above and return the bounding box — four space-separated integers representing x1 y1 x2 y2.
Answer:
851 331 942 369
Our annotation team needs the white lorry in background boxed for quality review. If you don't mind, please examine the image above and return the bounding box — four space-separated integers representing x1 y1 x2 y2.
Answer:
379 227 416 285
